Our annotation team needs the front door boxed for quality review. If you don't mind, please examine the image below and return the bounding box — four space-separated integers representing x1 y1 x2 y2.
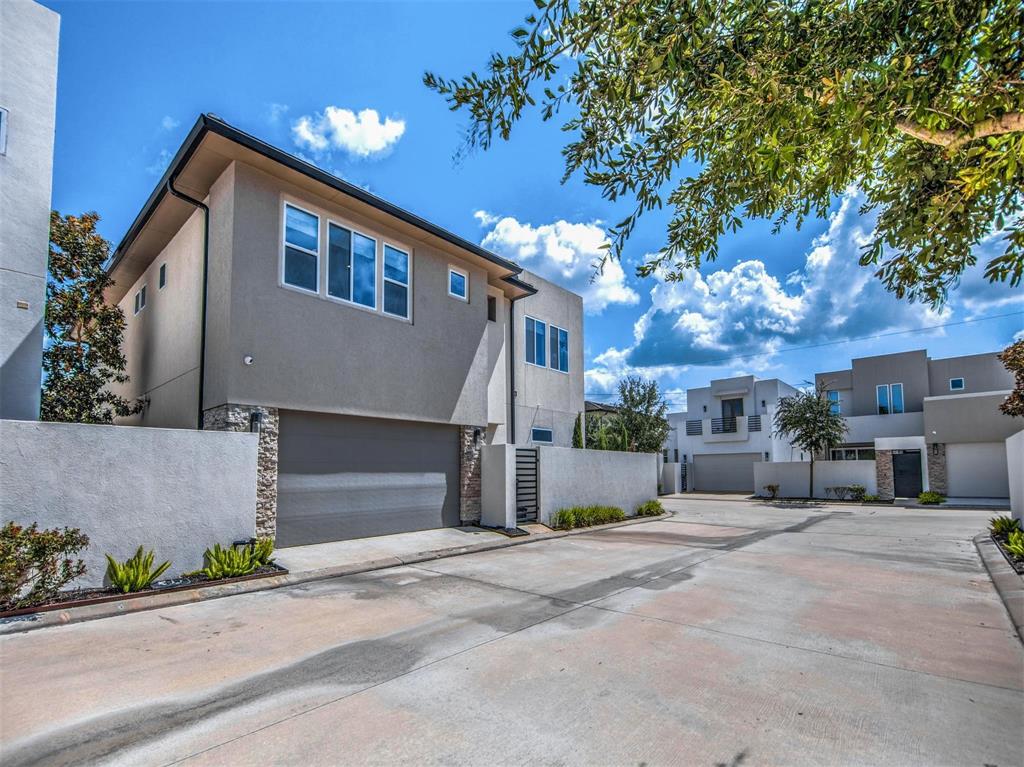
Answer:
892 451 923 497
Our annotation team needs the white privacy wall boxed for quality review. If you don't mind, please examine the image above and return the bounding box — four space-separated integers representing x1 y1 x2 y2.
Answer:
755 461 877 498
1007 430 1024 522
0 420 258 588
538 447 658 523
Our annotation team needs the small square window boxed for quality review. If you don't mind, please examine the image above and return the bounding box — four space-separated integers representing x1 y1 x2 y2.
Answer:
448 266 468 301
531 427 553 444
159 263 167 289
949 377 964 391
487 296 497 322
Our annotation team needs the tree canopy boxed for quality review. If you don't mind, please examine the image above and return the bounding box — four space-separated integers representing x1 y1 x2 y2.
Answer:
998 339 1024 417
42 211 141 424
425 0 1024 307
614 376 671 452
772 384 849 497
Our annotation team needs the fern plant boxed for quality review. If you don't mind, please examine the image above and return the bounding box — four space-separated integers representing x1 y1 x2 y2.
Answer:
1005 530 1024 558
990 515 1021 535
105 547 171 593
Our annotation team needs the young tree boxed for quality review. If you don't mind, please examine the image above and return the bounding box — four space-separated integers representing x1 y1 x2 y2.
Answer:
998 339 1024 417
425 0 1023 307
614 376 670 453
42 211 141 423
572 411 584 448
772 384 849 498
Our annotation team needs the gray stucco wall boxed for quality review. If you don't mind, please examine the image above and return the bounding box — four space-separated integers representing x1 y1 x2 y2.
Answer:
0 420 257 588
923 391 1019 444
0 1 59 421
537 447 657 523
927 352 1011 396
850 350 930 416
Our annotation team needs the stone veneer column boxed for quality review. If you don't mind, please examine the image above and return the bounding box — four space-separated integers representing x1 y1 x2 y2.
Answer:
203 404 280 539
459 425 483 525
875 449 894 501
927 443 947 495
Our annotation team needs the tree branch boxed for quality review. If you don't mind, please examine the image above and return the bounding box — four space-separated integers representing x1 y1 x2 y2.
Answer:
897 112 1024 151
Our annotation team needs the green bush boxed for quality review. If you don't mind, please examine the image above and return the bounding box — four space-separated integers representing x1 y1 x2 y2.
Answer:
250 537 275 567
763 484 779 499
848 484 866 502
1006 529 1024 557
917 491 945 505
862 494 880 502
0 522 89 611
105 546 171 593
635 500 664 517
990 515 1021 535
193 543 260 580
551 505 625 530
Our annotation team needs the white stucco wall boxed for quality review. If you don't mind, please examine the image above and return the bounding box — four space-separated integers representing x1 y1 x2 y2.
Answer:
538 447 657 523
0 420 258 588
755 460 877 498
946 441 1011 498
1007 430 1024 522
480 444 516 529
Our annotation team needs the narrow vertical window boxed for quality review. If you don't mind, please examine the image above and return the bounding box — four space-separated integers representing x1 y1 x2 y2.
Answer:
534 319 546 366
159 263 167 289
383 244 410 319
890 383 904 414
548 326 569 372
487 296 497 322
352 232 376 308
525 317 536 365
876 384 889 415
827 390 840 415
283 204 319 292
327 222 352 301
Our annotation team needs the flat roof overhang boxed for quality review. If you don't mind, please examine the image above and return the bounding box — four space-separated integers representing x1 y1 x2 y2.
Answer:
106 114 533 304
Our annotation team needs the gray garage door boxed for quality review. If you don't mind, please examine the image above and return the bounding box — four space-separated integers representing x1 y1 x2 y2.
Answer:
946 442 1010 498
693 453 761 493
276 411 460 547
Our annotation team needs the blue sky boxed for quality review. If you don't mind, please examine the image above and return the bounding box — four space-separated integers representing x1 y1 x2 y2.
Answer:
44 0 1022 413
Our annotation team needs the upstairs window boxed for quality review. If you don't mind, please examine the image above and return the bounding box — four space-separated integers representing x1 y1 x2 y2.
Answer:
133 284 147 315
383 244 410 319
531 427 553 444
949 377 965 391
877 383 904 414
890 383 904 413
327 222 376 309
827 390 840 415
525 316 546 366
159 263 167 289
448 266 468 301
283 204 319 293
549 326 569 372
487 296 497 322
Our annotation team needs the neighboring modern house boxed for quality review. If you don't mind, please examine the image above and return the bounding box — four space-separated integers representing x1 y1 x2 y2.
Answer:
665 375 806 493
107 114 583 546
0 0 60 421
815 349 1019 499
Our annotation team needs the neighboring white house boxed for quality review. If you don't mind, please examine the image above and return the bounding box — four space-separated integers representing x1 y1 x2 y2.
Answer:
665 375 807 493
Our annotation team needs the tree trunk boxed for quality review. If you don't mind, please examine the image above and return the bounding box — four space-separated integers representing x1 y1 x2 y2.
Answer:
808 456 814 499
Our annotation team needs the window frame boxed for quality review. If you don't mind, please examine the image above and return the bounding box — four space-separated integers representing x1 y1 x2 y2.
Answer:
890 382 904 414
158 262 167 290
447 265 469 302
381 242 412 320
281 202 321 296
531 427 554 444
876 384 890 415
325 219 378 311
949 377 965 391
827 390 840 415
549 324 570 373
133 284 147 315
525 315 547 368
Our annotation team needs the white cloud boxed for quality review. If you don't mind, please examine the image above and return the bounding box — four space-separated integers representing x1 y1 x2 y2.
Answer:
267 103 289 124
476 212 639 314
291 106 405 158
161 116 179 131
146 148 172 176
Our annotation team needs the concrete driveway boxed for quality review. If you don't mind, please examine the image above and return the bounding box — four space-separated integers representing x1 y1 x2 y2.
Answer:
2 499 1021 766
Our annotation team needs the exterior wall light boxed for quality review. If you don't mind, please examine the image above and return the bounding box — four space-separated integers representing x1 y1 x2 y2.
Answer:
243 355 254 366
249 411 263 433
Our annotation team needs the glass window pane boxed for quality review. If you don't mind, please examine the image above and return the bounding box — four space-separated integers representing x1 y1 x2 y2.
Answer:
328 224 351 300
950 378 964 390
285 205 318 252
549 327 559 368
449 270 467 298
559 329 569 372
876 385 889 414
858 448 876 461
844 449 857 461
891 383 904 413
384 281 408 318
384 245 409 285
536 320 546 366
284 246 318 292
525 318 536 364
352 233 376 307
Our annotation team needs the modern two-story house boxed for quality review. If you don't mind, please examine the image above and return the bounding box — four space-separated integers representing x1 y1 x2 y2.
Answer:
107 114 583 546
816 349 1018 499
665 375 807 493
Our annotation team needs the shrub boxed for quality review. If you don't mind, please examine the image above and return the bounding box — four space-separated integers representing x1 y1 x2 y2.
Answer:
848 484 866 502
193 543 260 580
251 537 275 567
635 500 664 517
917 491 945 505
551 505 625 530
862 494 880 502
763 484 779 500
105 546 171 594
0 522 89 611
1006 529 1024 557
990 515 1021 535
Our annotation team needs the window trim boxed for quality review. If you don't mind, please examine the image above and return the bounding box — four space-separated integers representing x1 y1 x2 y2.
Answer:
158 262 167 289
525 315 547 368
447 265 469 302
281 202 321 296
890 382 904 414
382 242 412 320
324 217 379 312
133 284 147 315
531 427 554 444
549 324 570 374
826 389 840 415
949 377 965 391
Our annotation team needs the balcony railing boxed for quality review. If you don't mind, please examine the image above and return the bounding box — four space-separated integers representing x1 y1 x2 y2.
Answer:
748 415 761 432
685 419 703 436
711 417 737 434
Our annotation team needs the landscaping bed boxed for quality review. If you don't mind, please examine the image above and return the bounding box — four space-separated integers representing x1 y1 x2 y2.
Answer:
0 563 288 619
753 497 893 505
988 516 1024 576
991 534 1024 576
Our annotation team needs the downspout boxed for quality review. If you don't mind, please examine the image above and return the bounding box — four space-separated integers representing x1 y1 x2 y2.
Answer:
507 293 528 445
166 174 210 430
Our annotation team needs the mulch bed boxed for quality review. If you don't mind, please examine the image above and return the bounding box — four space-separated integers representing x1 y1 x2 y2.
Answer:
0 563 288 619
991 534 1024 576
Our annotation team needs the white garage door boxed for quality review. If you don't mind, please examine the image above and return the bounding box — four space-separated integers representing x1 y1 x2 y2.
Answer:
693 453 761 493
945 442 1009 498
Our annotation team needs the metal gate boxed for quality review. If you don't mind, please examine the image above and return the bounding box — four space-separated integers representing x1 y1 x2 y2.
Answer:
680 462 687 492
515 448 539 524
893 450 923 498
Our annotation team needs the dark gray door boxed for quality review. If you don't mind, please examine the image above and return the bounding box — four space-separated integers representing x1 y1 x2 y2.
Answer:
276 411 460 547
892 451 923 497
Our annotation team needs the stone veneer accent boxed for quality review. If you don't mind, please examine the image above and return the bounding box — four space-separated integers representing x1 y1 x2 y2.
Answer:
203 404 280 539
459 425 483 524
875 449 894 501
927 443 947 496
